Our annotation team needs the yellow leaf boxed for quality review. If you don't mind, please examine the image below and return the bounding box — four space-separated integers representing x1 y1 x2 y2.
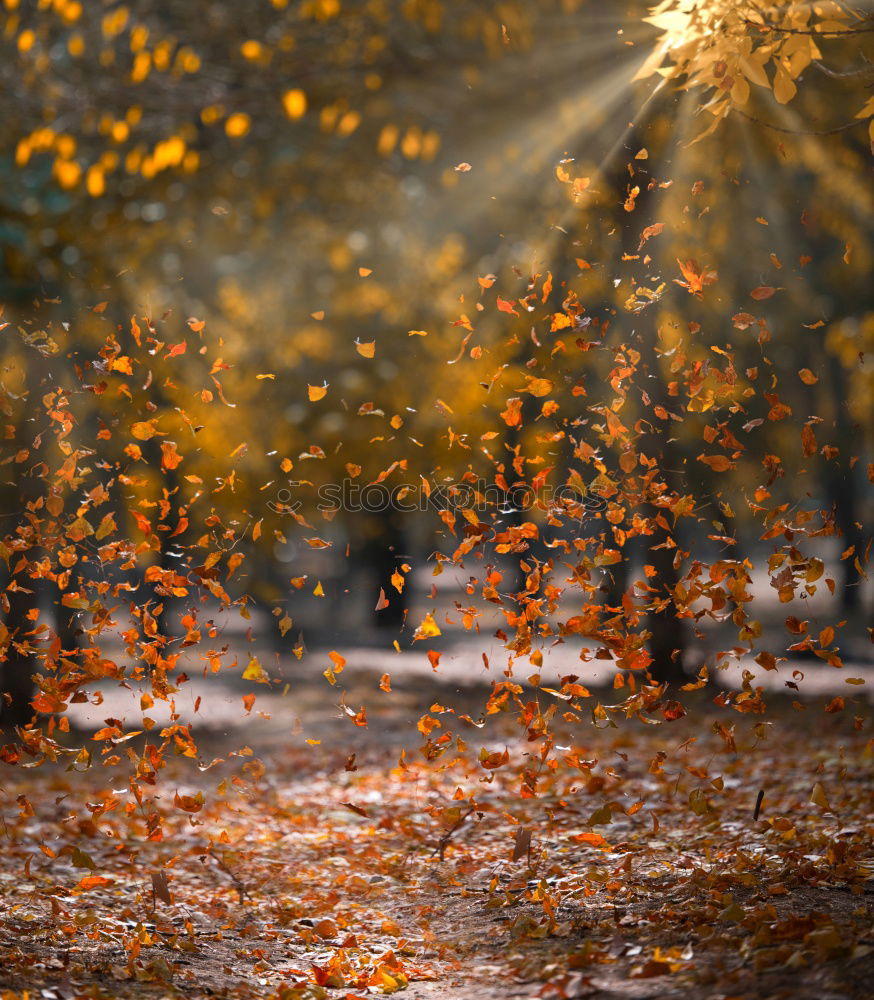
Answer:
738 55 769 88
773 66 797 105
242 656 269 683
413 612 441 640
355 340 375 358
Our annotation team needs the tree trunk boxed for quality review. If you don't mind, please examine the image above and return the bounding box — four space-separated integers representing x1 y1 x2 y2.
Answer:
0 586 37 730
364 510 409 630
825 353 865 612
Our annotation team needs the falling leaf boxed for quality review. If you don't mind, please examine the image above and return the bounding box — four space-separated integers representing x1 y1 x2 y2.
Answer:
810 782 830 810
524 377 553 397
512 827 532 861
151 870 173 904
242 656 269 683
131 420 158 440
414 613 441 640
308 383 328 401
76 876 114 890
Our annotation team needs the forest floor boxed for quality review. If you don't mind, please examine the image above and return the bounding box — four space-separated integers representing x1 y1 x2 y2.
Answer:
0 652 872 1000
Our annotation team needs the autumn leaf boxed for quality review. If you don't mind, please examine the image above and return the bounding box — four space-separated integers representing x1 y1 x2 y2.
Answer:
242 656 269 683
76 876 114 890
413 613 441 640
638 222 664 250
71 847 96 870
160 441 183 470
524 377 553 397
697 454 734 472
131 420 159 441
810 782 831 811
500 397 523 428
674 259 717 298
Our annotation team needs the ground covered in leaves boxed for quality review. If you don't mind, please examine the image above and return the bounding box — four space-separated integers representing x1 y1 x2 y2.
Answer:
1 683 871 1000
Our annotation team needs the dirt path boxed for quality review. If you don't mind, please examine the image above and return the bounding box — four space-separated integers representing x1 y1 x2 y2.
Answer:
1 687 872 999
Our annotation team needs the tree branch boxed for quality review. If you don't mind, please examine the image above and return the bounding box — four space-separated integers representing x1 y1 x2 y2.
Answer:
812 58 874 79
741 17 874 38
732 107 865 136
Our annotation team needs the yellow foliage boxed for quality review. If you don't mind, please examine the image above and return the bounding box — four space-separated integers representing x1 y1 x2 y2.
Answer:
101 7 129 38
54 157 81 189
225 113 251 138
130 51 150 82
282 88 307 120
85 165 105 197
241 40 264 61
129 24 149 52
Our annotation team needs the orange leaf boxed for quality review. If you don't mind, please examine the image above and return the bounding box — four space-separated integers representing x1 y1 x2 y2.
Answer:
77 876 114 890
160 441 183 470
524 377 553 397
131 420 158 441
698 454 734 472
308 384 328 402
500 397 523 428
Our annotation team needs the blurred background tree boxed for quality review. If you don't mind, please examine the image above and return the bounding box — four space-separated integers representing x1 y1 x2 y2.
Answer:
1 0 871 717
